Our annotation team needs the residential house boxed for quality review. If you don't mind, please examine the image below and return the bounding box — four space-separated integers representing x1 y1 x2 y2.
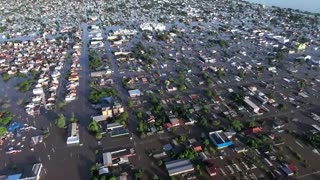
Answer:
67 123 80 145
0 163 43 180
128 89 142 98
165 159 194 176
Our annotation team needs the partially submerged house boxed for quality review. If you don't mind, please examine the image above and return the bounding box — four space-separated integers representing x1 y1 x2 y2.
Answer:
67 123 80 145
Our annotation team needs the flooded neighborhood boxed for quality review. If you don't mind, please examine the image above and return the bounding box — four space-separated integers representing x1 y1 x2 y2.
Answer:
0 0 320 180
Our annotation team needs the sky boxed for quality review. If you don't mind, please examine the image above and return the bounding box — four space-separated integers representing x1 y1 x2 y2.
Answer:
245 0 320 13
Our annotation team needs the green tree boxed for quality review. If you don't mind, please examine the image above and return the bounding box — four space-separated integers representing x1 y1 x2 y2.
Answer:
159 90 164 96
298 81 306 90
212 120 220 127
232 120 244 131
88 121 99 133
203 139 210 146
305 133 320 148
128 100 133 108
239 69 245 78
89 51 103 70
90 164 99 179
55 114 66 128
89 88 118 103
153 175 159 180
0 111 14 126
96 132 102 140
115 112 128 124
178 84 187 91
43 129 50 139
233 93 243 104
137 112 143 120
216 69 225 78
137 120 147 133
179 148 197 160
201 105 210 113
279 104 288 111
109 176 117 180
70 112 76 123
178 135 187 143
247 138 259 148
199 117 209 128
134 169 144 180
209 147 216 154
206 89 212 97
249 120 256 128
0 126 7 136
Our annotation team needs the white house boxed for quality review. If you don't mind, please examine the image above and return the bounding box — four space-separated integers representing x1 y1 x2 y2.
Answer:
67 123 80 145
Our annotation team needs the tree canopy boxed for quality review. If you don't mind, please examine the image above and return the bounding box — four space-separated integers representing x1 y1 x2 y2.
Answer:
55 114 66 128
305 133 320 148
0 110 14 126
0 126 7 136
178 148 198 160
88 121 99 133
89 51 103 70
70 112 77 123
232 120 244 131
89 88 118 103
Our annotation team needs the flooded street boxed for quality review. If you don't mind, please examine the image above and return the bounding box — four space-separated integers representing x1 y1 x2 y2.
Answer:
0 0 320 179
0 22 98 180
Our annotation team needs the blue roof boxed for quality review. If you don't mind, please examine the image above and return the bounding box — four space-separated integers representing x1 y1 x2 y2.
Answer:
8 174 22 180
217 141 233 148
7 122 23 132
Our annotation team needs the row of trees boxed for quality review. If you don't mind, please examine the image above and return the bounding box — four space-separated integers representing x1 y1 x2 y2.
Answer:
15 80 33 92
136 111 148 137
88 120 102 140
1 72 28 82
304 133 320 148
89 88 118 103
0 110 14 136
55 113 77 129
0 110 14 126
89 51 103 70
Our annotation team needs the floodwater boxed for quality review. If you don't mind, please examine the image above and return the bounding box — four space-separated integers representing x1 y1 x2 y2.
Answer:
0 23 97 180
245 0 320 13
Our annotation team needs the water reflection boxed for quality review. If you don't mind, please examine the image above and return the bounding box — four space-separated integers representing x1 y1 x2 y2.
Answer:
245 0 320 13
